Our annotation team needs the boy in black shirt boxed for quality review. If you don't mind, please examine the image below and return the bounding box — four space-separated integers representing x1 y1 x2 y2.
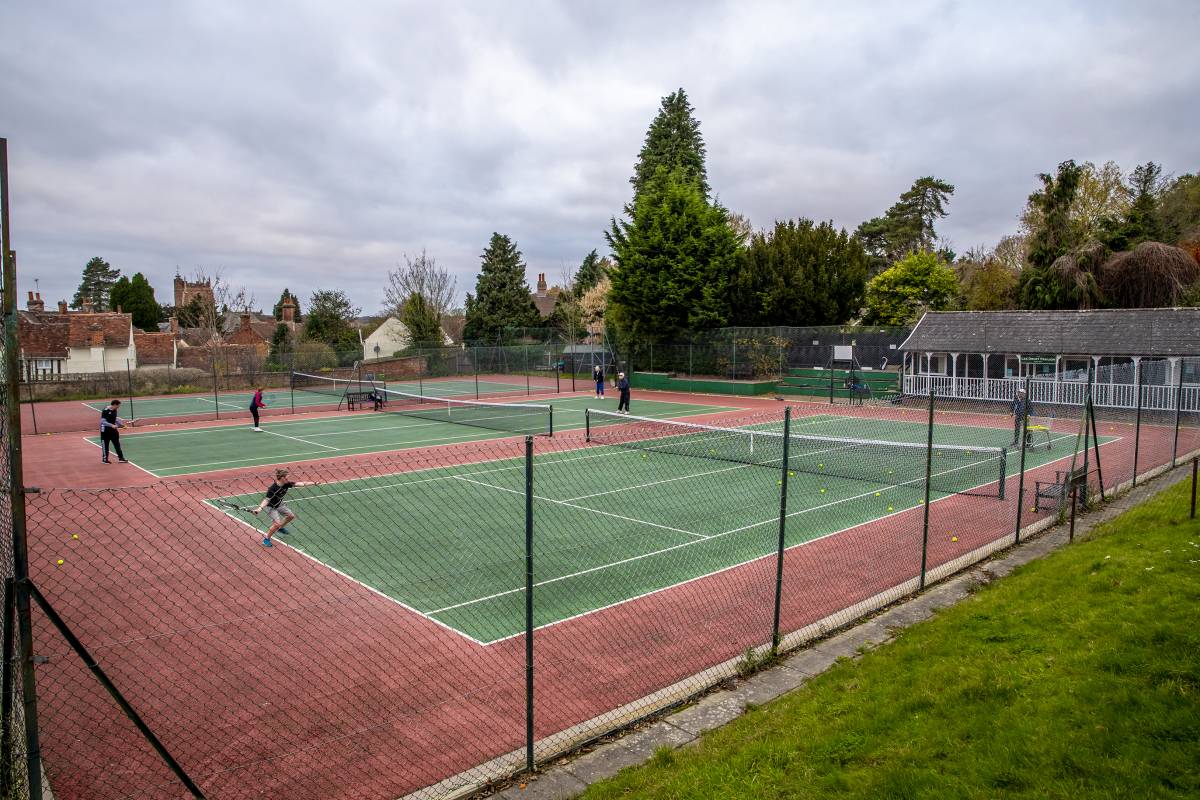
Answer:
99 399 130 463
253 468 314 548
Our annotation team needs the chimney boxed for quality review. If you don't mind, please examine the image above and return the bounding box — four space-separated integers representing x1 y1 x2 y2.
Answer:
281 295 295 325
57 300 68 314
169 316 179 335
27 291 44 312
536 273 547 296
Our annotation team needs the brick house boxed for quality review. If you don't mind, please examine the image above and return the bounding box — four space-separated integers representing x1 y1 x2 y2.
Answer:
17 292 136 378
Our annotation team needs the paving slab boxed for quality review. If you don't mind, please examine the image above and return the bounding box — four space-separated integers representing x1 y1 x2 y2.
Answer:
667 693 746 737
494 769 587 800
735 662 810 706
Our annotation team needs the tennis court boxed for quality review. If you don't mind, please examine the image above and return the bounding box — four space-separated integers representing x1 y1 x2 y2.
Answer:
81 376 543 421
94 396 734 476
209 412 1106 643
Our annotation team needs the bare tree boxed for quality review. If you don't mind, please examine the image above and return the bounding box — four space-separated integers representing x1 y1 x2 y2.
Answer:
383 250 457 320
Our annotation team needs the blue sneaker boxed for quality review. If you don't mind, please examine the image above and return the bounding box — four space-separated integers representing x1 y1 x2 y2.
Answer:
261 537 273 548
277 527 290 536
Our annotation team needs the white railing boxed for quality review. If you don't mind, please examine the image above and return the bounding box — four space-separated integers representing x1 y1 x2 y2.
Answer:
903 374 1200 412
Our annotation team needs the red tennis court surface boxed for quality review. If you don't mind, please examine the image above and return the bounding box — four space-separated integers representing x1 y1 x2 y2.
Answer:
19 393 1196 799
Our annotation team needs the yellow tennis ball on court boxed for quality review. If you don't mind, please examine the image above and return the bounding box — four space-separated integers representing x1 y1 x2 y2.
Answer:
874 492 881 497
56 559 63 566
777 480 782 486
818 463 824 469
642 454 647 459
820 488 826 493
951 536 958 542
789 471 795 477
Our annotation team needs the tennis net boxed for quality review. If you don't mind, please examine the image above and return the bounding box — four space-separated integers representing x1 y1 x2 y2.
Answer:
585 410 1006 497
291 372 378 402
378 386 553 437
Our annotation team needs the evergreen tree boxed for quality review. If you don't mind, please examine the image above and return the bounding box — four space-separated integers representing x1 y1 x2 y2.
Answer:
607 167 740 342
462 233 540 342
573 249 609 298
304 289 361 357
1156 173 1200 244
267 323 293 369
1099 162 1167 251
109 272 161 330
272 288 302 322
400 292 444 347
862 251 959 325
71 256 121 310
1018 161 1083 309
630 89 709 199
731 219 868 326
855 177 955 273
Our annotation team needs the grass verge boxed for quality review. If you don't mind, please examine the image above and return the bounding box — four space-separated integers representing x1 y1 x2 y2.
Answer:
580 479 1200 799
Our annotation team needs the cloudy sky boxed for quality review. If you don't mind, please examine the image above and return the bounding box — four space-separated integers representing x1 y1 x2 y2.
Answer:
3 0 1197 316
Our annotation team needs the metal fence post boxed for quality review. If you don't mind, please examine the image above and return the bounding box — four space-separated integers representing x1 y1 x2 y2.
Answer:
126 359 135 421
1172 363 1184 467
1068 483 1078 543
1132 360 1144 487
771 408 791 651
688 343 694 394
212 363 220 420
524 435 535 774
1088 398 1105 502
1 577 14 795
919 389 935 590
474 346 480 399
1014 377 1031 545
1191 458 1197 520
2 138 45 800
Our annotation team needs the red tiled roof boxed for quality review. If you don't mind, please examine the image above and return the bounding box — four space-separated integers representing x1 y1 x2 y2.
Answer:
18 310 131 357
16 311 68 358
133 331 176 365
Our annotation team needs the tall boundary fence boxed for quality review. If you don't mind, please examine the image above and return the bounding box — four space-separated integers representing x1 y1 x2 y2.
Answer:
2 367 1197 798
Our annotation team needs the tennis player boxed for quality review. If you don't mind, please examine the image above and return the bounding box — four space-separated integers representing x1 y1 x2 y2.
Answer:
616 371 631 414
99 399 130 463
253 468 314 547
1010 388 1035 447
250 387 266 431
593 364 605 399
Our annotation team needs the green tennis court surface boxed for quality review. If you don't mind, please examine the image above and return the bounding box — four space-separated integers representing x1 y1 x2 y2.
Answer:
209 415 1108 643
96 397 734 476
83 377 541 420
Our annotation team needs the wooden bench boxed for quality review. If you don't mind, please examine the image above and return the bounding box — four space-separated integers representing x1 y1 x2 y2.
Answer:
1034 465 1087 513
345 390 381 411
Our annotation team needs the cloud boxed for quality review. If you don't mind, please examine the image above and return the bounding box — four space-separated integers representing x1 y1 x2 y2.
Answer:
3 0 1197 315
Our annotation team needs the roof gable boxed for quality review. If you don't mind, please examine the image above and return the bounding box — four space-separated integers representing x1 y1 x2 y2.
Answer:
901 309 1200 356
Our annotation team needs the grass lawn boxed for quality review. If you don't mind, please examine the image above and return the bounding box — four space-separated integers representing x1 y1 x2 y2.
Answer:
580 478 1200 799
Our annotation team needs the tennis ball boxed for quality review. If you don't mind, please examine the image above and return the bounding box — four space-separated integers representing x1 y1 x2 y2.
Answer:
887 506 894 512
642 454 647 459
820 488 826 494
818 463 824 469
874 492 881 497
789 471 795 477
777 480 782 486
951 536 958 542
56 559 63 566
71 534 79 540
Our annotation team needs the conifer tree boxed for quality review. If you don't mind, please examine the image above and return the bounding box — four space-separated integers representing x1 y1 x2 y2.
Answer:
462 233 540 342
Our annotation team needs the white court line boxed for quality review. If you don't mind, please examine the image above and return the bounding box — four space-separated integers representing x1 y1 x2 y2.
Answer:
452 474 709 540
430 438 1053 621
258 427 340 451
208 502 488 646
80 437 163 478
196 396 248 411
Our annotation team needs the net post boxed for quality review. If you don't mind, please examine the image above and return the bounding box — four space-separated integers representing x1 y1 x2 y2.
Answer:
212 362 220 420
585 408 591 442
1013 377 1032 545
1132 359 1143 486
829 365 834 404
548 405 553 438
525 345 530 395
289 371 295 415
771 407 791 653
1172 361 1183 467
418 350 424 398
474 346 480 399
1088 397 1104 501
919 389 935 590
998 447 1007 500
523 435 535 775
25 378 38 436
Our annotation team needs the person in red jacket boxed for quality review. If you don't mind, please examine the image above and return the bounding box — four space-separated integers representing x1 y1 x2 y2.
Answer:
250 387 266 431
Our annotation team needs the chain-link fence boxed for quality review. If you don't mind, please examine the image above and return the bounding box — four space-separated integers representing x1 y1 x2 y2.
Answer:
12 377 1197 799
19 344 574 435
